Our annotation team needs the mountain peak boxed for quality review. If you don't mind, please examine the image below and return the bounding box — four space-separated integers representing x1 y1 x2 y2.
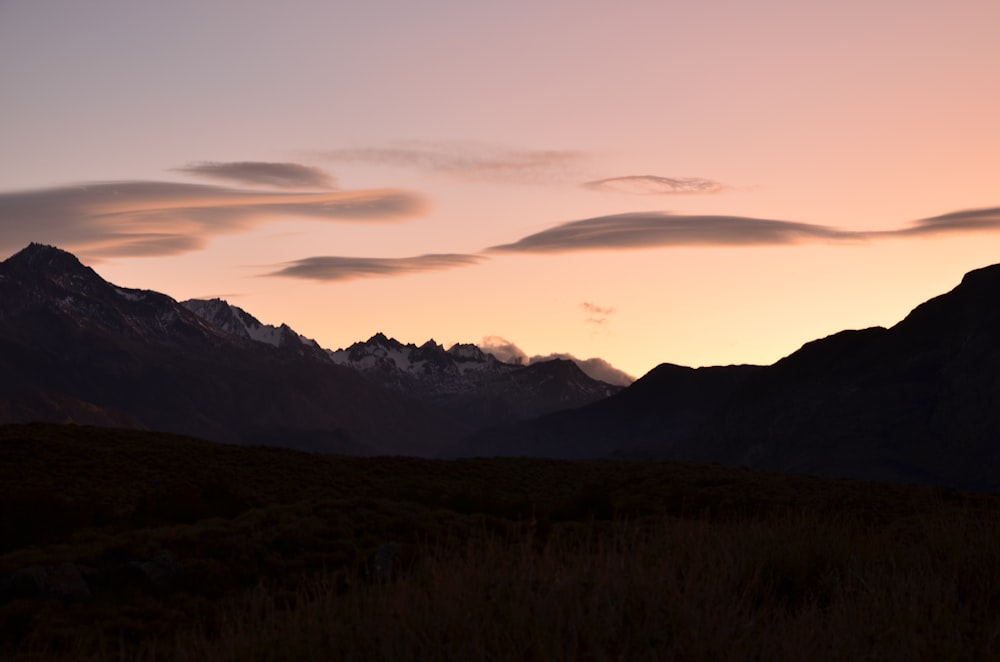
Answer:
447 342 492 363
958 262 1000 290
890 261 1000 341
5 243 87 273
364 332 408 351
1 243 111 300
419 339 444 352
13 242 68 257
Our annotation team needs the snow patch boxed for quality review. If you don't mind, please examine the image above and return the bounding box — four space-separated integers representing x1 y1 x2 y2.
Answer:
113 286 144 302
182 298 319 349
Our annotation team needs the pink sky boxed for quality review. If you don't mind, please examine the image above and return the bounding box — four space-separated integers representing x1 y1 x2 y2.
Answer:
2 0 999 378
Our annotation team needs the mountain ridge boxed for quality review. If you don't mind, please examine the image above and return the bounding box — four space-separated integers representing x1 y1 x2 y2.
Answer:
452 263 1000 490
326 331 622 427
7 243 1000 489
0 243 626 454
0 244 451 454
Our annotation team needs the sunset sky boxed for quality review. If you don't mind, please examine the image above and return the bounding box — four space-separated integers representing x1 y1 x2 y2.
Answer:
2 0 999 379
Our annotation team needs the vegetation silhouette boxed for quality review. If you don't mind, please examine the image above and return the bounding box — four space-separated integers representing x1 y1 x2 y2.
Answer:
3 423 1000 660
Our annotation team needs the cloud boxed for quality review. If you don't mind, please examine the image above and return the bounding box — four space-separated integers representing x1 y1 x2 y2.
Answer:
263 205 1000 285
489 212 852 254
480 336 529 365
479 336 634 385
489 206 1000 255
583 175 728 195
322 141 584 184
0 180 426 258
887 207 1000 237
175 161 336 189
581 302 616 316
581 301 616 330
267 253 484 282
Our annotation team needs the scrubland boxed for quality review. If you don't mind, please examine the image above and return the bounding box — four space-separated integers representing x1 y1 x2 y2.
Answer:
2 423 999 660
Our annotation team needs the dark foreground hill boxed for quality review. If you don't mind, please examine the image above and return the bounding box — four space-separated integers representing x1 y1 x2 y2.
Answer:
3 423 1000 660
458 263 1000 491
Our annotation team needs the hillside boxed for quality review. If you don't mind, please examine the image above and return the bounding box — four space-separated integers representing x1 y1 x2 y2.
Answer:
457 263 1000 491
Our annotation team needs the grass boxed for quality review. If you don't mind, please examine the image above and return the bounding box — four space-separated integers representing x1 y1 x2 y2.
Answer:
3 423 1000 660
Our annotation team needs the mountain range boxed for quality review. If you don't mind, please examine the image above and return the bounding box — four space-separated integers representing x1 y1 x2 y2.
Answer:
0 243 619 455
3 243 1000 490
328 334 621 428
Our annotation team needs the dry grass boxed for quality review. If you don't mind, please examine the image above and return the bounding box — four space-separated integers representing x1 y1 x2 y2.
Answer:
71 511 1000 662
4 424 1000 660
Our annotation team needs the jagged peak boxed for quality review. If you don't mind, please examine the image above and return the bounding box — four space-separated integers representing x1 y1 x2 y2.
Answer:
192 296 228 306
367 332 398 345
447 343 490 362
419 339 444 352
182 297 228 312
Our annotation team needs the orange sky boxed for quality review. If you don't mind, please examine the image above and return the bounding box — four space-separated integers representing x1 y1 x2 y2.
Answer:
2 0 999 379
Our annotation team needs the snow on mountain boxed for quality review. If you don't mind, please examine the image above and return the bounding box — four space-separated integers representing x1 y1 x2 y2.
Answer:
327 333 515 391
179 302 622 423
0 243 626 452
0 243 460 455
112 286 145 303
327 333 623 426
182 298 320 350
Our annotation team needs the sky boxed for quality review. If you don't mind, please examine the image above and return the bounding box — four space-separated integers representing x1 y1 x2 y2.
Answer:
2 0 999 380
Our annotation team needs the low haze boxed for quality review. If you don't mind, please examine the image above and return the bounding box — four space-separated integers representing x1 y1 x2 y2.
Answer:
2 0 998 378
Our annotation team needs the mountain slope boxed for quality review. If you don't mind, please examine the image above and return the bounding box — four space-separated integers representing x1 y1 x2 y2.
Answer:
694 263 1000 488
181 298 321 350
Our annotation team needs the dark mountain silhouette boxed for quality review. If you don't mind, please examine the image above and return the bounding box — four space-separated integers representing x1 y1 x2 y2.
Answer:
0 243 624 455
454 263 1000 490
0 243 456 455
692 263 1000 489
445 363 760 459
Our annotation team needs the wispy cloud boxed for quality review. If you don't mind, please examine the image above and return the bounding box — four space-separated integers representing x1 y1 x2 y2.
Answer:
175 161 336 189
583 175 728 195
267 253 484 282
265 206 1000 284
886 207 1000 237
322 141 584 184
489 212 852 253
488 207 1000 255
480 336 529 365
0 181 426 258
581 302 616 316
581 302 616 330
